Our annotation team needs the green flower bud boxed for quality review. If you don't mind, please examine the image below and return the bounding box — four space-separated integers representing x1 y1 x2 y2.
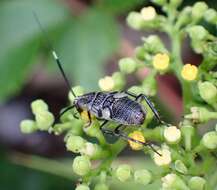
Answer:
75 184 90 190
35 111 54 131
69 86 84 103
204 8 217 24
187 25 209 41
66 135 86 153
112 72 125 90
204 41 217 60
135 46 146 60
188 176 206 190
202 131 217 150
181 125 195 151
151 0 166 6
127 12 144 30
31 99 48 115
170 0 182 7
185 107 217 123
94 183 109 190
20 120 37 134
176 6 192 28
161 173 189 190
143 35 166 53
134 169 152 185
192 2 208 20
128 86 143 95
174 160 188 174
198 81 217 105
116 164 132 182
72 156 91 176
164 126 181 144
119 58 137 74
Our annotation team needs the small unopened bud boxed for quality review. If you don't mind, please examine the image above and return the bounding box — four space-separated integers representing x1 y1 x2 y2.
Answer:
35 111 54 131
192 2 208 20
128 131 145 150
72 156 91 176
112 72 125 90
164 126 181 144
153 148 172 166
144 35 166 53
142 73 157 96
187 26 209 41
198 81 217 105
162 173 189 190
31 99 48 115
202 131 217 150
204 8 217 24
170 0 182 7
80 142 97 157
75 184 90 190
134 169 152 185
66 135 86 153
98 76 114 91
116 164 132 182
127 12 144 30
140 6 157 21
20 120 37 134
175 160 188 174
94 183 109 190
119 58 137 74
176 6 192 28
188 176 206 190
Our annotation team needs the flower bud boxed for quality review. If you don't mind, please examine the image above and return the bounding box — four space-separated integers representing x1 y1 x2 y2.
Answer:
142 73 157 96
134 169 152 185
140 6 157 21
66 135 86 153
152 53 170 71
80 142 100 158
181 125 195 151
72 156 91 176
20 120 37 134
144 35 166 53
35 111 54 131
188 176 206 190
170 0 182 7
181 64 198 81
185 107 217 123
112 72 125 90
192 2 208 20
119 58 137 74
69 86 84 103
115 164 132 182
127 86 143 95
31 99 48 115
176 6 192 28
174 160 188 174
128 131 145 150
127 12 144 30
187 26 209 41
202 131 217 150
75 184 90 190
162 173 189 190
198 81 217 105
135 46 146 60
98 76 114 91
153 148 172 166
94 183 109 190
164 126 181 144
204 8 217 24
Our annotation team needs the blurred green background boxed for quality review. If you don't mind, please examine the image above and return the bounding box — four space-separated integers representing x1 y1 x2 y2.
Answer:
0 0 216 189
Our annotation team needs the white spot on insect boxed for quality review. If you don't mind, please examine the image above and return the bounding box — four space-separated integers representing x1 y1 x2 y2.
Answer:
102 108 111 119
113 93 127 99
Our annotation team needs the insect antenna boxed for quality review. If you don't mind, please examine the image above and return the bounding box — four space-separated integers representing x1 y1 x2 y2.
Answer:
32 11 76 97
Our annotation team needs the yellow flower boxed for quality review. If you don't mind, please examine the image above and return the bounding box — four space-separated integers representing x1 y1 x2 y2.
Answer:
153 148 172 166
128 131 145 150
153 53 170 71
141 6 157 21
181 64 198 81
98 76 114 91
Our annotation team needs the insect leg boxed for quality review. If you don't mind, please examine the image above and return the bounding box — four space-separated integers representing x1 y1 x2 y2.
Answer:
85 111 92 127
99 120 114 136
114 124 161 156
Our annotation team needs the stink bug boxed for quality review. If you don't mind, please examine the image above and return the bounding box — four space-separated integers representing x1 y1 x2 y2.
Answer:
33 12 168 155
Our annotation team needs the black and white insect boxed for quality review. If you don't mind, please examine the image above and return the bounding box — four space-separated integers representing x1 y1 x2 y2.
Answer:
34 12 168 155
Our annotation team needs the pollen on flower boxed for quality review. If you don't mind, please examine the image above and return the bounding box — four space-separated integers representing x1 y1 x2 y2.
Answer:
98 76 114 91
181 64 198 81
153 148 171 166
141 6 157 21
164 126 181 144
128 131 145 150
152 53 170 71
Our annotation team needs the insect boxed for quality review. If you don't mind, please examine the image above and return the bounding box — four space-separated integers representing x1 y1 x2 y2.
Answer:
33 12 168 155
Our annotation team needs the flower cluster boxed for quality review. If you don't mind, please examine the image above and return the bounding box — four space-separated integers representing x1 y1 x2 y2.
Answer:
20 1 217 189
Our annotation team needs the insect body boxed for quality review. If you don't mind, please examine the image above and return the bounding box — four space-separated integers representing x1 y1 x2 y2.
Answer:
74 92 146 126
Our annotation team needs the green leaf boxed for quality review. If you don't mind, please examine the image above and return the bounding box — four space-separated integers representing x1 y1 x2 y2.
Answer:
57 9 120 90
0 0 70 101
